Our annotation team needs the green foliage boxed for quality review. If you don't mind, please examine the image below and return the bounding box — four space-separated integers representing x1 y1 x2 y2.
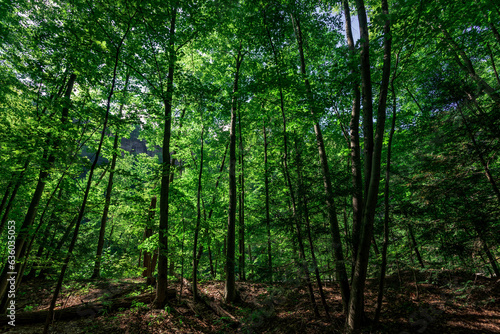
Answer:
1 3 499 328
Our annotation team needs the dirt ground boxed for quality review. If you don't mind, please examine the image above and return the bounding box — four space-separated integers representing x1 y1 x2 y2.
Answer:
1 270 499 333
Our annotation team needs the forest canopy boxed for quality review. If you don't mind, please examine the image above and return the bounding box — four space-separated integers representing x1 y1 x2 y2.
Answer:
0 0 499 333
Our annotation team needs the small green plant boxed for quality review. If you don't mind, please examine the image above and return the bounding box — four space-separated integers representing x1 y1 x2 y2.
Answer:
125 290 142 298
131 300 147 312
23 305 35 312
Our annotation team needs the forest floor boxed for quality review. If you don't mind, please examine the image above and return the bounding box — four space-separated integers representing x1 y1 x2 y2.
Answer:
1 269 499 333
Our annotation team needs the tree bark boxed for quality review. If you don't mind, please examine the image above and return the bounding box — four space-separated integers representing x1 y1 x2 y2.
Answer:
238 108 245 281
193 124 204 301
263 115 273 283
347 0 391 331
225 43 243 303
153 6 177 310
343 1 363 271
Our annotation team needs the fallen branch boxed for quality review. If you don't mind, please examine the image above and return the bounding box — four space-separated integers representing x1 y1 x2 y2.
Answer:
173 273 239 327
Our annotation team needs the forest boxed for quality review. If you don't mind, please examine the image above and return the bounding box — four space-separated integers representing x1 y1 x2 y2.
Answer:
0 0 499 333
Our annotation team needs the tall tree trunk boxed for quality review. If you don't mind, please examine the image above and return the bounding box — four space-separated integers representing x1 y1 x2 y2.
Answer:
277 110 318 317
225 43 243 303
374 78 398 326
291 12 350 312
238 109 245 281
295 139 330 319
281 135 319 317
153 7 177 310
343 0 363 272
91 73 129 279
192 124 204 301
91 134 119 279
347 0 391 331
263 115 273 283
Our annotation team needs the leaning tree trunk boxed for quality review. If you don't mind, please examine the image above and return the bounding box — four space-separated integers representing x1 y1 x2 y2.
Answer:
0 73 76 313
91 73 129 279
0 160 30 235
42 18 132 333
291 11 350 312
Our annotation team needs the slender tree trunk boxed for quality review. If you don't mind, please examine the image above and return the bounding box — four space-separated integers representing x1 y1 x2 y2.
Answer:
0 160 30 235
225 43 243 303
208 244 215 278
91 73 129 279
343 0 363 272
291 12 350 312
18 203 56 284
274 81 318 316
153 7 177 309
192 124 204 301
0 181 12 218
295 139 330 319
142 197 157 285
263 115 273 283
25 181 66 280
408 224 425 268
475 228 500 276
282 138 319 317
91 134 119 279
487 43 500 86
374 78 398 326
238 109 245 281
